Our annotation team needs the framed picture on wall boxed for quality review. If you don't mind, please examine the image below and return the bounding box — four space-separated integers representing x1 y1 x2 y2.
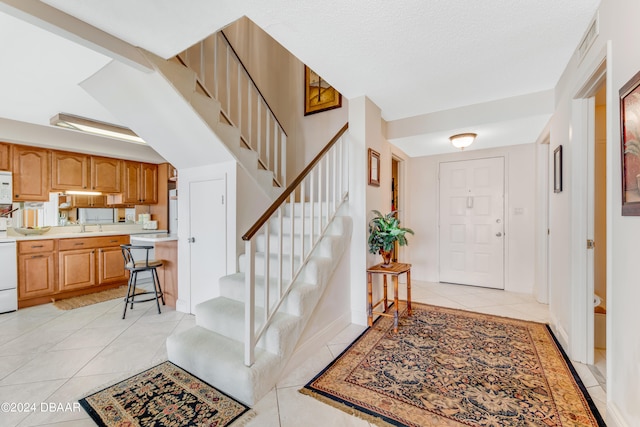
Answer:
369 149 380 187
554 145 563 193
304 65 342 116
620 70 640 215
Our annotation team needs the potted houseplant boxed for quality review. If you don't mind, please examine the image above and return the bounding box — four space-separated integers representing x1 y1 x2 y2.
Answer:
368 210 414 266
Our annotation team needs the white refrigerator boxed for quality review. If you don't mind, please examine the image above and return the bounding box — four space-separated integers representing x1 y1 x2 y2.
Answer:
169 189 178 234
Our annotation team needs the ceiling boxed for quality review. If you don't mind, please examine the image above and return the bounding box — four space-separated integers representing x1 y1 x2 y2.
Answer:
0 0 601 157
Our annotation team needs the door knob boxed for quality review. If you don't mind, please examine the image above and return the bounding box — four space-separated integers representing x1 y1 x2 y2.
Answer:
188 237 195 243
496 232 502 237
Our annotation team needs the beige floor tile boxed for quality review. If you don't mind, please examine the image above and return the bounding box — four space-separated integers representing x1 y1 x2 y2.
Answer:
0 379 66 427
277 346 336 389
277 386 371 427
244 388 280 427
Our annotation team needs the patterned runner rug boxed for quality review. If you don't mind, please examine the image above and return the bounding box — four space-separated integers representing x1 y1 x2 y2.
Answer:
302 303 606 427
80 361 250 427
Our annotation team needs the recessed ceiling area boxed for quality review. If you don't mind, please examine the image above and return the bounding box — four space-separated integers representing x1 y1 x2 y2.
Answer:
0 0 601 157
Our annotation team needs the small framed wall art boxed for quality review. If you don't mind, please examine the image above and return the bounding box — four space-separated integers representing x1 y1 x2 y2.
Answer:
553 145 563 193
304 66 342 116
368 148 380 187
620 70 640 215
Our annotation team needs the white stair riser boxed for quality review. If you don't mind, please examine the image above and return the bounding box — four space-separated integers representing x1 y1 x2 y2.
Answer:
219 273 320 317
195 297 302 356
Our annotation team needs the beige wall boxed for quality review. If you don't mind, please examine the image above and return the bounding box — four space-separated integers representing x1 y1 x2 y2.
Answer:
223 17 348 185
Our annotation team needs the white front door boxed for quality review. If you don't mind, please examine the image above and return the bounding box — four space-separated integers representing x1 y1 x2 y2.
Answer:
189 178 226 313
439 157 505 289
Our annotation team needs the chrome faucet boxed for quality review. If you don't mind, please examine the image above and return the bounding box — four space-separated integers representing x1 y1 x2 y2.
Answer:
98 224 103 232
80 223 86 233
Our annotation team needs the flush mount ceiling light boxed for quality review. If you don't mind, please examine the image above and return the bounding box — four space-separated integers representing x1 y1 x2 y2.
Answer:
50 113 145 144
449 133 477 150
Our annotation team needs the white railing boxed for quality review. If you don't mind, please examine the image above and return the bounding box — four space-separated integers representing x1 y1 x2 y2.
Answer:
241 124 349 366
177 32 287 187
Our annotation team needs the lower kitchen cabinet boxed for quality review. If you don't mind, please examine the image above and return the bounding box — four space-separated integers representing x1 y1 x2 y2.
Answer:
18 240 56 299
58 248 96 291
18 235 130 308
98 246 128 284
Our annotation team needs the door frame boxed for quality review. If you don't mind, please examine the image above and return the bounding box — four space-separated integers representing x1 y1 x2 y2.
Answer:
570 48 610 364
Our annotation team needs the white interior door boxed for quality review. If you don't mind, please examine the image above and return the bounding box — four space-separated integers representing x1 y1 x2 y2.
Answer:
189 179 226 313
439 157 505 289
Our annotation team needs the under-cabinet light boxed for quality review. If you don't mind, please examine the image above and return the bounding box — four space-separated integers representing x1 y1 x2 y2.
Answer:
50 113 145 144
65 190 103 196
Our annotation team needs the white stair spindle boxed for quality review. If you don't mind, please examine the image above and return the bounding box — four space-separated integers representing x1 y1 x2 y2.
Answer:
310 168 315 247
213 34 219 100
244 239 256 367
300 178 306 260
278 207 283 298
289 192 295 282
263 222 270 320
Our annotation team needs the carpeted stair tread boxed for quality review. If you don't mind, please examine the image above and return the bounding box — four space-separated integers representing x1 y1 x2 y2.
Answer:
166 326 281 406
195 297 303 356
219 273 321 317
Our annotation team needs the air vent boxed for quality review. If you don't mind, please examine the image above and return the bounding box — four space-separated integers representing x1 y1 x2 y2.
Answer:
577 13 599 62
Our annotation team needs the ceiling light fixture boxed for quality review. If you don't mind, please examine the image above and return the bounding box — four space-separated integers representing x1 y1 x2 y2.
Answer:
449 133 477 150
50 113 145 144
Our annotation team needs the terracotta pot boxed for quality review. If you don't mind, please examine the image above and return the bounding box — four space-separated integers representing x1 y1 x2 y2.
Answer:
380 249 393 267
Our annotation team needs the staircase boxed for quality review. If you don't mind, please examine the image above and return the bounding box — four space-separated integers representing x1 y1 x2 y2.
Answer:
167 124 351 405
82 29 352 406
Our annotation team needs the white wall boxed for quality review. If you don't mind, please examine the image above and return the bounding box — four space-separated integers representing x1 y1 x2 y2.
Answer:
405 144 537 294
549 1 640 425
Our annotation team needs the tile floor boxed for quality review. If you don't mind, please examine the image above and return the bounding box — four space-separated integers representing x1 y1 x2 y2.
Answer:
0 281 607 426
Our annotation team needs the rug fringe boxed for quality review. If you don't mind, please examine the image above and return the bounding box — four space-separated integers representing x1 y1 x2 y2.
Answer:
229 409 256 426
299 388 395 427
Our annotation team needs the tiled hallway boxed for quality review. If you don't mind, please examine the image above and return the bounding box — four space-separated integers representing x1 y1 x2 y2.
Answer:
0 281 607 426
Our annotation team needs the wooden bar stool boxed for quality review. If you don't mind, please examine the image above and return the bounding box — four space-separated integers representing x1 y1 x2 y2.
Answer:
367 262 412 332
120 244 165 319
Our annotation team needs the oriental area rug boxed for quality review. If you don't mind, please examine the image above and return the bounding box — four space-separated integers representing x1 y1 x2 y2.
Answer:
301 303 606 427
80 361 250 427
53 286 143 310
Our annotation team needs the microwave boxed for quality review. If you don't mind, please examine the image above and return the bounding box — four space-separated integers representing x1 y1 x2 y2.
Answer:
0 171 11 205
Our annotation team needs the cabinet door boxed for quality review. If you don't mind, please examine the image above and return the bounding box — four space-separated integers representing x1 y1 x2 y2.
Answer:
122 161 141 204
18 252 56 299
140 163 158 204
12 145 49 201
0 142 10 170
51 151 89 191
91 157 121 193
59 249 96 291
98 247 128 284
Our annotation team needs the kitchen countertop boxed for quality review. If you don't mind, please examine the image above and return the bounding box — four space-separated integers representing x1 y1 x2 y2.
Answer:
7 225 168 241
129 233 178 243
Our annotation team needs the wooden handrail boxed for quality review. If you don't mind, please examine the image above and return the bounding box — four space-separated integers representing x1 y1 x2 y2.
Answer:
242 123 349 241
220 31 288 137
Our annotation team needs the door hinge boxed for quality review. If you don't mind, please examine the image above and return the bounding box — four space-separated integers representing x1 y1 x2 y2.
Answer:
587 239 595 249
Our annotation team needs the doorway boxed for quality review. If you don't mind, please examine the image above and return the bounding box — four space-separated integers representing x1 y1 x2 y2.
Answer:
188 178 226 313
438 157 505 289
391 157 400 262
592 83 607 378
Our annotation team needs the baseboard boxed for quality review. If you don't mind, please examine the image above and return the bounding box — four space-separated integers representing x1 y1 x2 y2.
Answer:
281 312 351 379
606 402 630 427
176 298 190 314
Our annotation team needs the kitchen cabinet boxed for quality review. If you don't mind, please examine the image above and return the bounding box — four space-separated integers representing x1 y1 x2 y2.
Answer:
58 248 96 291
12 145 50 201
17 240 56 299
98 246 129 284
91 156 121 193
58 235 129 292
71 194 108 208
51 153 122 193
51 151 89 191
123 161 158 204
18 235 130 308
0 142 10 170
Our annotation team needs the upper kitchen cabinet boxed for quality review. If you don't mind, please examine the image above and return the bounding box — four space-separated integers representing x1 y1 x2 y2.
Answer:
122 161 158 204
0 142 10 170
12 145 50 201
51 153 121 193
51 151 89 191
91 156 121 193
